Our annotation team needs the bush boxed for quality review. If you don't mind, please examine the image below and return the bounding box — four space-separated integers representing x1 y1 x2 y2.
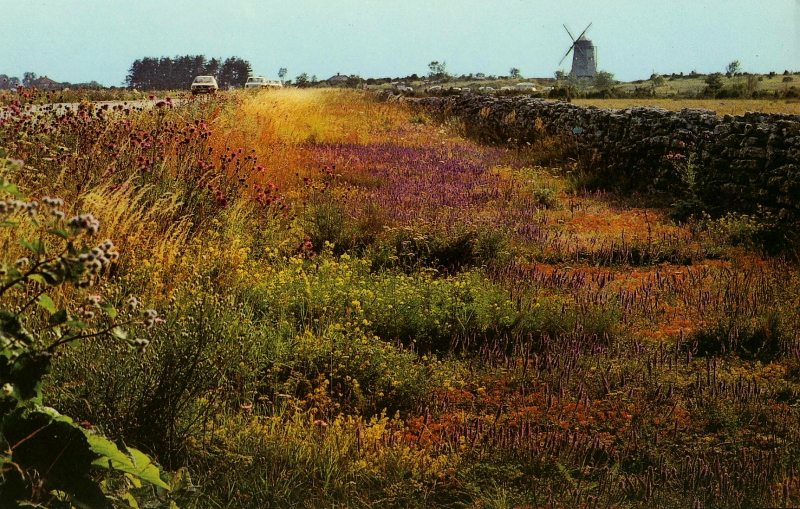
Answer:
0 170 169 508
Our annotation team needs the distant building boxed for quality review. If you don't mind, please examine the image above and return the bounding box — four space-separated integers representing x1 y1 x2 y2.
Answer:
327 73 349 85
32 76 62 90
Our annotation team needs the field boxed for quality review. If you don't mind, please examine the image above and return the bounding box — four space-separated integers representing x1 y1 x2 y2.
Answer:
574 98 800 116
1 88 800 508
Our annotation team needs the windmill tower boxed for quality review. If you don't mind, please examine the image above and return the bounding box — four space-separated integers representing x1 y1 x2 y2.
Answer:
560 23 597 78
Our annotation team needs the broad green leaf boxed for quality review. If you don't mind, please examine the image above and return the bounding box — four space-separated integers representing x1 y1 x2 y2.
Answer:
65 320 87 329
99 302 117 319
41 268 62 286
37 294 56 314
0 182 23 199
48 309 69 326
28 274 46 284
19 239 44 256
122 491 140 507
124 473 143 489
47 228 70 239
87 434 170 490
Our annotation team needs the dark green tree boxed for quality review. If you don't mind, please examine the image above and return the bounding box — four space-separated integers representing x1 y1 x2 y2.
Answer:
218 57 251 88
593 70 616 90
705 73 724 95
295 73 310 87
726 60 741 77
22 72 37 88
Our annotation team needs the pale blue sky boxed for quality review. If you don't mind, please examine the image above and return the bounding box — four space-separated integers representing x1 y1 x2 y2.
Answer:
4 0 799 86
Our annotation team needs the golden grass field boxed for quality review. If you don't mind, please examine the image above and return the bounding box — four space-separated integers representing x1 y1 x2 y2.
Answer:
574 98 800 115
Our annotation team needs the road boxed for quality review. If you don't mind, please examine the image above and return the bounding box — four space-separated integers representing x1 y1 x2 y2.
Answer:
0 98 185 120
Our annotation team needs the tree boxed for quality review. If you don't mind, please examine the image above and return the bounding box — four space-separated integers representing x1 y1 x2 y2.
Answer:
509 68 522 79
593 70 616 90
428 61 447 80
726 60 741 77
555 70 566 81
295 72 310 87
218 56 252 88
204 58 221 77
278 67 288 83
705 73 724 95
22 72 37 88
650 73 666 88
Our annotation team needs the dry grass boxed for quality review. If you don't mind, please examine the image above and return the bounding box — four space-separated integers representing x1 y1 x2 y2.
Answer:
574 97 800 116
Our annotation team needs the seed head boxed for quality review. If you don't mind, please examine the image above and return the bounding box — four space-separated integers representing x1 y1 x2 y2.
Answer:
68 213 101 235
126 296 140 312
130 338 150 353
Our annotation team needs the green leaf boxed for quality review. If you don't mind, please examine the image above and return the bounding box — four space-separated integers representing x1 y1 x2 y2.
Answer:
28 274 46 284
19 239 44 256
47 228 70 239
111 326 128 340
0 220 19 228
40 268 63 286
0 182 23 199
87 434 170 490
99 302 117 319
37 294 56 314
48 309 69 326
65 320 87 329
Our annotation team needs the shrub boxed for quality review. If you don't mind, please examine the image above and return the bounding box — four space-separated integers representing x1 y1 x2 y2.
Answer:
0 169 168 508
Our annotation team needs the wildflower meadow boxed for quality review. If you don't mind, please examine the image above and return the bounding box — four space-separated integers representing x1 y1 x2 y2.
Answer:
1 87 799 508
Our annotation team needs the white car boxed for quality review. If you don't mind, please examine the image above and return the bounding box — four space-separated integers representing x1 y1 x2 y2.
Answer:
245 76 283 89
191 76 218 94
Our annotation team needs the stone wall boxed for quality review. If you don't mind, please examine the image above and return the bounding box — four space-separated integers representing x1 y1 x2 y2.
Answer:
415 95 800 224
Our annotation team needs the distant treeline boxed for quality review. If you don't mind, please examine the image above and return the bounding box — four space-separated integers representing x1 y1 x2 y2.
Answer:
125 55 252 90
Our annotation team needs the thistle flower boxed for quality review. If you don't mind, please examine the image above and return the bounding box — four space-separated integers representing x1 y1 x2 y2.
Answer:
68 213 101 235
130 338 150 353
142 308 158 328
42 196 64 207
127 295 140 312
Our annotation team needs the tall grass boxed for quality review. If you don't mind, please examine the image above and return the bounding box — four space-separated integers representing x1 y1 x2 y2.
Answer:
2 89 799 508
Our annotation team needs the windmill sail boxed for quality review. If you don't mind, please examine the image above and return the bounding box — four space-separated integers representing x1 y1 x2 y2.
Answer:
561 23 597 78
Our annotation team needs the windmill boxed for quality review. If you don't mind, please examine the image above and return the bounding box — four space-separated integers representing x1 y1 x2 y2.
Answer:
560 23 597 78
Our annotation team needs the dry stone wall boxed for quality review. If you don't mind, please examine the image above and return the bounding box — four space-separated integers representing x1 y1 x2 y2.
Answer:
415 95 800 224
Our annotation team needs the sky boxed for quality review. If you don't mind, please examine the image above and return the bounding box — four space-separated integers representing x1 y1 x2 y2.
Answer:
3 0 799 86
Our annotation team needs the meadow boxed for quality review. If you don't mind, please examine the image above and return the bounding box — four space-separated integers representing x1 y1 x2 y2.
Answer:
573 98 800 116
1 88 799 508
